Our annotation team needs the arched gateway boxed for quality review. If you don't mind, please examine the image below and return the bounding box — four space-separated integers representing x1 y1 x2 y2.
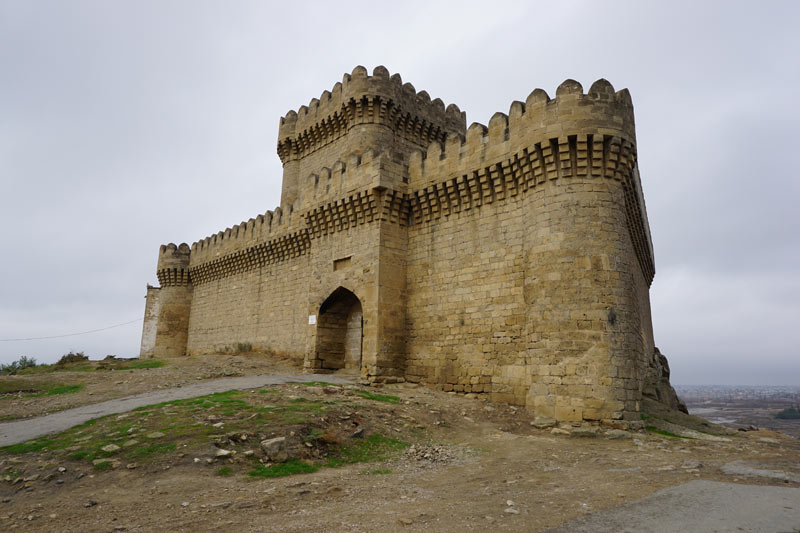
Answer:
313 287 363 373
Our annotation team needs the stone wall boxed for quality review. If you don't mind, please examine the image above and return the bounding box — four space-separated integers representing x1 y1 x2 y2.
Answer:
186 254 310 359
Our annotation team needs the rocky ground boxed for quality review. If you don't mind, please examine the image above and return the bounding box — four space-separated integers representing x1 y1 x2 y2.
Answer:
1 356 799 532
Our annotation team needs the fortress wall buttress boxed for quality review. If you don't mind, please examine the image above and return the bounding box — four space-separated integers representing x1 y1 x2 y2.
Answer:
406 79 655 422
139 285 161 358
523 177 640 421
151 243 192 357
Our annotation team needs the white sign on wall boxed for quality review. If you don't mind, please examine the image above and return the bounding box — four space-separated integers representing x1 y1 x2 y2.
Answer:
308 315 316 325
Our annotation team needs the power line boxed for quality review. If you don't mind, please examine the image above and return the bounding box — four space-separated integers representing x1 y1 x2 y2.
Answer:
0 318 143 342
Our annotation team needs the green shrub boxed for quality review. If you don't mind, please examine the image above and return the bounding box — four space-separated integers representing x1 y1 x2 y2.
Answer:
0 356 38 375
57 351 89 365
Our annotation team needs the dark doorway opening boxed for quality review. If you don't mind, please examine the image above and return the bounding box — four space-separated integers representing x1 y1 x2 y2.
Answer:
315 287 363 372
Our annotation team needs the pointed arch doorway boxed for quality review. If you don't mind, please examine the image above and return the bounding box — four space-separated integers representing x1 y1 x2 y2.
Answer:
315 287 363 373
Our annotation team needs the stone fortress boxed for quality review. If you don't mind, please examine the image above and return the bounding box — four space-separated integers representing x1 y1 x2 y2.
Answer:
140 65 683 424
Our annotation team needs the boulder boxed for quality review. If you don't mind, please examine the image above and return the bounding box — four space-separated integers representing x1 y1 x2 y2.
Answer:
570 426 600 438
531 417 557 429
642 348 688 413
260 437 288 463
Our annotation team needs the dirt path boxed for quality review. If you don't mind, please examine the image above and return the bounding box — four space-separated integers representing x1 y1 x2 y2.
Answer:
0 353 304 422
0 373 353 446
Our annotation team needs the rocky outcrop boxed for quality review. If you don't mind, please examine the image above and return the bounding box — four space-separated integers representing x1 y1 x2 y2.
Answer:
643 348 688 413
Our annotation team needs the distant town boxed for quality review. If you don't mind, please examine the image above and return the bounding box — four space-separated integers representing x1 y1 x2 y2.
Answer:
676 384 800 402
675 385 800 438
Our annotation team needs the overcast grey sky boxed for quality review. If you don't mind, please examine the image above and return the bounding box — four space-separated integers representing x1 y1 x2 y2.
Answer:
1 1 798 385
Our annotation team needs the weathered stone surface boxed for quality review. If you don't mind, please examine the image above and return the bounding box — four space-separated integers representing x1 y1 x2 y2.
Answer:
531 417 557 429
140 66 683 424
570 427 600 438
260 437 288 463
642 347 688 413
605 430 633 440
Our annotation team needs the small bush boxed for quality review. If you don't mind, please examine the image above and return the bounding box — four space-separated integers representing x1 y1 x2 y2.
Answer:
0 356 38 375
235 342 253 353
57 351 89 366
18 356 37 369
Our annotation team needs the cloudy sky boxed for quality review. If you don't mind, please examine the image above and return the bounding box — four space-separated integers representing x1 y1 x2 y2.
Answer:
1 1 798 385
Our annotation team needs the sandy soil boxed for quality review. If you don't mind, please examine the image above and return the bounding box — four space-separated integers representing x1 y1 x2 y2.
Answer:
1 358 799 532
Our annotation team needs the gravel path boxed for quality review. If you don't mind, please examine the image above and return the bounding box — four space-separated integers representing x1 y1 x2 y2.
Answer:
0 373 353 447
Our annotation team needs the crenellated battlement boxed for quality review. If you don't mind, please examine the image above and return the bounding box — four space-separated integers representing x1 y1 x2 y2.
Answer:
188 204 298 267
407 79 635 190
408 133 636 216
303 186 409 240
277 65 466 165
189 229 310 285
156 243 191 286
300 147 407 204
